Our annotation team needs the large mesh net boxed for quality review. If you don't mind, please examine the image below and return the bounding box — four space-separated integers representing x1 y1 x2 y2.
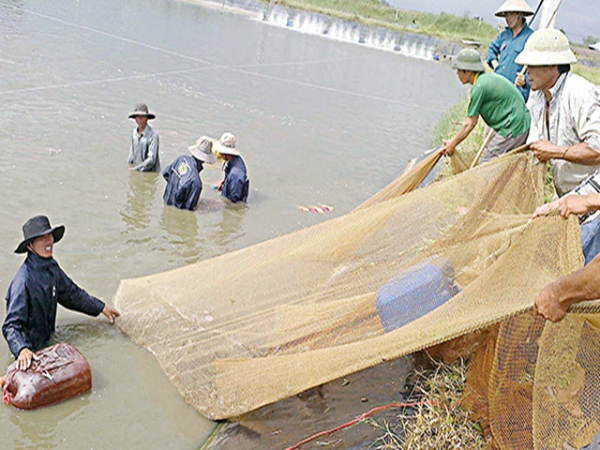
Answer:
115 151 600 448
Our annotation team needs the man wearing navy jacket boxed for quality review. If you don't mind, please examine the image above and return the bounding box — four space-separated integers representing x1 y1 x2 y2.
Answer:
163 136 216 211
2 216 120 372
214 132 249 203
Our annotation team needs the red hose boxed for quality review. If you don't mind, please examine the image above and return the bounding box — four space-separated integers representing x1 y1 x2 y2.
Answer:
284 401 435 450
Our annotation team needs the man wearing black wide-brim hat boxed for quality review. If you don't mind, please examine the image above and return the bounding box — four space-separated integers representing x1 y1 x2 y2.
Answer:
127 102 160 172
2 216 120 371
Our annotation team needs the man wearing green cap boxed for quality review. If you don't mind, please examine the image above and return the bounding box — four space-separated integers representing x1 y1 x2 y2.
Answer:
440 48 531 164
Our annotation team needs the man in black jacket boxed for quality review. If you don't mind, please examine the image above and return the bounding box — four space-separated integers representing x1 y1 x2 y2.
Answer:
2 216 120 372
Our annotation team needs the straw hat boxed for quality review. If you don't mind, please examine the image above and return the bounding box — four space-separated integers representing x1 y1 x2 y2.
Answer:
451 49 485 72
128 103 156 120
515 28 577 66
495 0 534 17
213 132 240 156
15 215 65 254
188 136 217 164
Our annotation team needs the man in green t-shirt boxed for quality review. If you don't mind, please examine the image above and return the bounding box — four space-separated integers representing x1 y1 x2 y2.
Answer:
441 48 531 164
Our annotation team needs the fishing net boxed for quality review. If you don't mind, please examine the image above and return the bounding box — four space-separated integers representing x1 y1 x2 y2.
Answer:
115 151 600 448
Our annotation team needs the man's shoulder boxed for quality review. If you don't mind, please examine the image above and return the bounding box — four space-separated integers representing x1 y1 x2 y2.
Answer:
8 262 33 293
496 28 511 40
138 125 158 140
520 24 534 38
175 156 199 179
172 154 190 165
230 157 247 174
477 72 510 89
227 165 246 180
560 74 600 110
485 72 510 82
564 73 598 94
482 72 524 97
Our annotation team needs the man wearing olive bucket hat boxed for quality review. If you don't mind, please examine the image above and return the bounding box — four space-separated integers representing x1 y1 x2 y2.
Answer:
440 48 530 164
525 29 600 267
127 102 160 172
516 28 600 198
162 136 217 211
214 132 249 203
2 216 120 372
487 0 535 100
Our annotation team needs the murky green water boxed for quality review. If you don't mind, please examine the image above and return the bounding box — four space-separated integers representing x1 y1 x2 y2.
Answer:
0 0 465 447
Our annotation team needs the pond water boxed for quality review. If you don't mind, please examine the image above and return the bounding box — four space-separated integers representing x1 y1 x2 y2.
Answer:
0 0 465 447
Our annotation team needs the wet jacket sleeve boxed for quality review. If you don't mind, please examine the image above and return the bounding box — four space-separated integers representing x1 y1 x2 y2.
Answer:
56 268 105 317
2 277 32 358
134 132 160 172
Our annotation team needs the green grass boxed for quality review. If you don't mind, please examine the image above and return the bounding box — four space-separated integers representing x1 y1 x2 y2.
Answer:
262 0 499 43
573 63 600 85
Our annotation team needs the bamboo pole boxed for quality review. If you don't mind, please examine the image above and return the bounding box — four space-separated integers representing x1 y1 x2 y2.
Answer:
470 128 497 169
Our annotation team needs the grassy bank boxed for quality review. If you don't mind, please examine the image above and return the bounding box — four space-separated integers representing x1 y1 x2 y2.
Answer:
369 358 485 449
261 0 600 75
367 55 595 444
573 63 600 85
263 0 498 43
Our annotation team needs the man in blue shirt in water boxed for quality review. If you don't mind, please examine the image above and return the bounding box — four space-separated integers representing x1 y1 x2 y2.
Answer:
163 136 217 211
486 0 535 100
2 216 120 373
214 132 249 203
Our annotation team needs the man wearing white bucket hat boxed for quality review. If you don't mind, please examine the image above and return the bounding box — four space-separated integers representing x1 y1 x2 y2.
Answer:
487 0 535 100
441 48 530 164
214 132 249 203
127 103 160 172
162 136 216 211
517 28 600 197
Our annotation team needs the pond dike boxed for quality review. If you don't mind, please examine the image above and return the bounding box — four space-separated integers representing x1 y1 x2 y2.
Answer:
192 0 462 60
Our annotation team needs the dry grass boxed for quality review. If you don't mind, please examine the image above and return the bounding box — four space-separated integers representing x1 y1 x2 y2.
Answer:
369 357 485 449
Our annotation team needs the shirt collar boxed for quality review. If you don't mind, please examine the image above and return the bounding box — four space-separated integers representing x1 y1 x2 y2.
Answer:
26 251 55 268
510 23 531 38
136 125 151 137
